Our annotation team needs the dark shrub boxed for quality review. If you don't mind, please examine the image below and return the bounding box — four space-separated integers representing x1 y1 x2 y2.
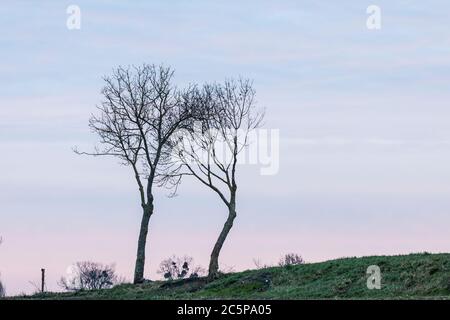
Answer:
58 261 123 291
158 256 205 280
278 253 304 267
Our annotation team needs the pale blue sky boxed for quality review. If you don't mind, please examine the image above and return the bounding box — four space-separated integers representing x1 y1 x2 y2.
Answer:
1 1 450 295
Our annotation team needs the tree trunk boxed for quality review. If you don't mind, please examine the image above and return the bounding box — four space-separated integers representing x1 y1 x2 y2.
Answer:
133 203 153 284
208 201 237 280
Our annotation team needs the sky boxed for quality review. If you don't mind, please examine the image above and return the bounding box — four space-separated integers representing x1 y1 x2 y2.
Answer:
1 0 450 296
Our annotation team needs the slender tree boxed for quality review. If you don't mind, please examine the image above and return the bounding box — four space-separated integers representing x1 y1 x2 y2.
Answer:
172 79 264 279
76 64 193 283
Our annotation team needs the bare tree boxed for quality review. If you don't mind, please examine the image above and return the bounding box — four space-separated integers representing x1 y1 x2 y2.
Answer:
58 261 122 291
75 64 194 283
172 79 264 280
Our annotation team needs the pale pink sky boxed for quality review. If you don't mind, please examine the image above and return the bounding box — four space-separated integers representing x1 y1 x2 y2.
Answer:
2 1 450 296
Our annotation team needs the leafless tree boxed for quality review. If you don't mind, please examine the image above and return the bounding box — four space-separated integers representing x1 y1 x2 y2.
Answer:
172 79 264 280
58 261 123 291
75 64 195 283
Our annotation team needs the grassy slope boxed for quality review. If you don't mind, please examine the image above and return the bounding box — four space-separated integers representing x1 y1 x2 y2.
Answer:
26 253 450 300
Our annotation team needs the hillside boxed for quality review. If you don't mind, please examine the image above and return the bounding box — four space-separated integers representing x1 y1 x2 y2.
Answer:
23 253 450 300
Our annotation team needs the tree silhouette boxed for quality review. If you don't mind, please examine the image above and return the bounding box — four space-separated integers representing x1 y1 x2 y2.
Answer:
76 64 195 283
173 79 264 279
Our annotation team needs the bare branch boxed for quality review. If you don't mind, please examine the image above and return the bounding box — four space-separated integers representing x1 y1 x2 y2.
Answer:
173 78 264 205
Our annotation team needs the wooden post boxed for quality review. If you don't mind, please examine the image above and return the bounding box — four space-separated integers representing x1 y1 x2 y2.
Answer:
41 268 45 293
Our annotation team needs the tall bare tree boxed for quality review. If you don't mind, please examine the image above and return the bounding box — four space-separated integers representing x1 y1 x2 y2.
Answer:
172 79 264 279
76 64 194 283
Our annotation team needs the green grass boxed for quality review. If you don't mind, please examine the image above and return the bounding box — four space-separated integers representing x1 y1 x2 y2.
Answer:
22 253 450 300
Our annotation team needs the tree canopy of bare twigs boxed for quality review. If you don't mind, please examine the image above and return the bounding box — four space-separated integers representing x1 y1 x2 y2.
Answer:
75 64 196 283
172 78 264 279
58 261 122 291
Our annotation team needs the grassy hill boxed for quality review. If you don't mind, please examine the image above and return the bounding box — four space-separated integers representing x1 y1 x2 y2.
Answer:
23 253 450 300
